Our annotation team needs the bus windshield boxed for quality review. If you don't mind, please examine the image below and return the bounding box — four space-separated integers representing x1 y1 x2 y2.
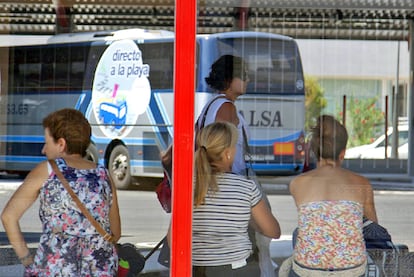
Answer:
217 37 304 94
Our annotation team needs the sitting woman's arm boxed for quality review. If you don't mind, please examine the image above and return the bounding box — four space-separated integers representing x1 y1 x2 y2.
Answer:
363 180 378 223
251 199 281 239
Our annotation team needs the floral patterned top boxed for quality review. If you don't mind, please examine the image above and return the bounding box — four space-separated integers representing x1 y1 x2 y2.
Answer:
25 158 117 277
293 200 366 270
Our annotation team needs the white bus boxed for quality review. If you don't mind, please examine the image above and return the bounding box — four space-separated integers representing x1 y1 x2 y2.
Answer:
0 29 305 189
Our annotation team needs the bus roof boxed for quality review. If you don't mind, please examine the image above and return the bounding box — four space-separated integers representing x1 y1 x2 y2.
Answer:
47 28 175 44
0 30 295 48
197 31 295 41
0 29 175 47
0 35 51 47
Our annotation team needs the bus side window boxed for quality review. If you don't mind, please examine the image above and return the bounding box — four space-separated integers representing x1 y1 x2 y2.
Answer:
68 46 88 90
140 43 174 90
17 50 42 93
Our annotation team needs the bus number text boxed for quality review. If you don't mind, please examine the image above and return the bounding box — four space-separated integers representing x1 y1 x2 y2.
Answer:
7 103 29 115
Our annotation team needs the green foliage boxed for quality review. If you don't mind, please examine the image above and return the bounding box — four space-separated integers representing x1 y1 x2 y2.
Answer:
304 77 384 147
304 75 327 132
339 97 385 147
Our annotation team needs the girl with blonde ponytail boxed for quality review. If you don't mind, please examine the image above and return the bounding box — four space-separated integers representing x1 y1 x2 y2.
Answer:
191 122 281 277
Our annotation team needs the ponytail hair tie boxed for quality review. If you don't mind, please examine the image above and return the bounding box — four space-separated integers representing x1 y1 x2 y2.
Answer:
201 145 207 152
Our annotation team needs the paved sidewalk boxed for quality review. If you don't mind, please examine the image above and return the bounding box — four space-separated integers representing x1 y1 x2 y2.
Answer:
0 264 24 277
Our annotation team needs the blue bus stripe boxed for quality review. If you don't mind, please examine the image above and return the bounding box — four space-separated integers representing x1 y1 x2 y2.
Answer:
148 92 168 132
130 160 162 167
0 156 45 163
0 135 44 143
252 164 303 171
250 130 303 146
91 136 156 145
0 135 157 145
146 91 173 149
154 93 173 135
0 156 163 168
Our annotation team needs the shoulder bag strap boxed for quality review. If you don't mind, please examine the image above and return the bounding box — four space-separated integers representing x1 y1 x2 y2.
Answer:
49 159 114 243
194 95 227 151
242 125 253 163
241 125 251 154
241 126 254 174
197 95 227 129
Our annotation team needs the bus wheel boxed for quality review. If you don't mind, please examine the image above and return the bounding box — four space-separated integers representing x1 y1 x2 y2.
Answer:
108 145 131 190
84 144 99 164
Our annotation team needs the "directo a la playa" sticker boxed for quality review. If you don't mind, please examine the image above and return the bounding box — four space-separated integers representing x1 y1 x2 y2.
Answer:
91 39 151 138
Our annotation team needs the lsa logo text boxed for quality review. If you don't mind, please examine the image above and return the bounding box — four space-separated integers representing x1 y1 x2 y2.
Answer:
239 110 282 127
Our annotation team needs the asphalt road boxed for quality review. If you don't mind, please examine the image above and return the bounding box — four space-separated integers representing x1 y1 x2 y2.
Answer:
1 175 413 250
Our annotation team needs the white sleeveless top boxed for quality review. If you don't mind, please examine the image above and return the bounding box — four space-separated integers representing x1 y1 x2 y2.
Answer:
196 94 248 175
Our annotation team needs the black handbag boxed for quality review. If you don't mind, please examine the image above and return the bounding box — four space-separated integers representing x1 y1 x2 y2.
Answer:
363 217 394 250
363 217 401 277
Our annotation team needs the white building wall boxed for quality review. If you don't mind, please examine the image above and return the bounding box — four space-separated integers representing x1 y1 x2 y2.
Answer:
296 39 409 80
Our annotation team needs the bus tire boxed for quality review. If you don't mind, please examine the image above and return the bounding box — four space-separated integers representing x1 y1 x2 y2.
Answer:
84 144 99 164
108 145 131 190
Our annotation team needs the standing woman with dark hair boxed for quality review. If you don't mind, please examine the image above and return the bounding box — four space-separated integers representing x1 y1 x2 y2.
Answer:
197 54 278 276
280 115 377 277
2 108 121 277
199 54 249 175
192 122 280 277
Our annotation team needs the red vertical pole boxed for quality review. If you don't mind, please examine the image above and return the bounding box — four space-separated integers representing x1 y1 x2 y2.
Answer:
235 7 249 30
171 0 196 276
54 0 72 33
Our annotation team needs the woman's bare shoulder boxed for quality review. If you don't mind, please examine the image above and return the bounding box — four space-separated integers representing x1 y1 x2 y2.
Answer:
289 173 313 193
21 161 49 190
216 102 238 124
217 101 236 112
341 168 371 184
